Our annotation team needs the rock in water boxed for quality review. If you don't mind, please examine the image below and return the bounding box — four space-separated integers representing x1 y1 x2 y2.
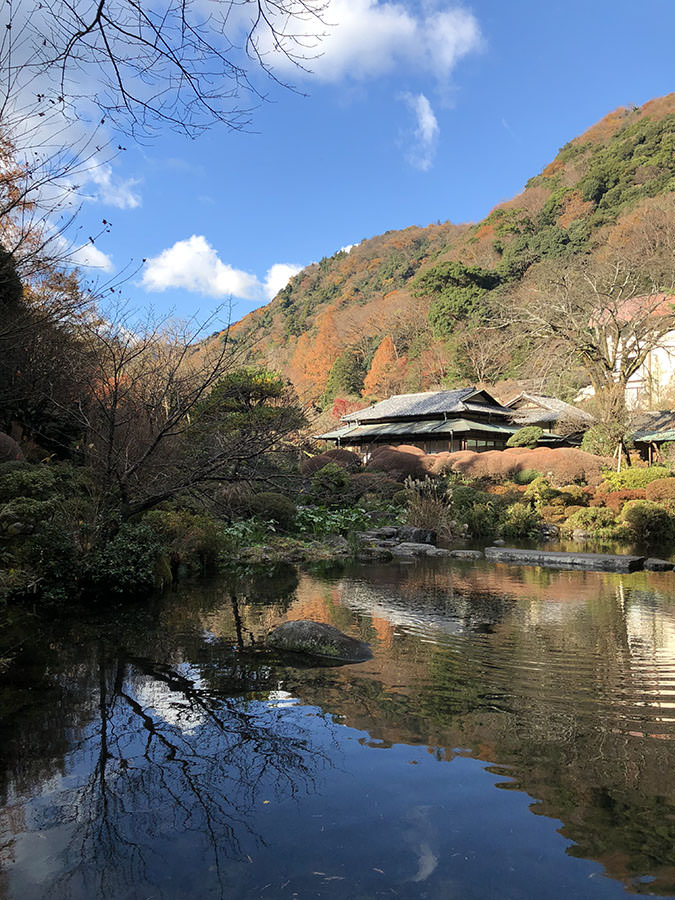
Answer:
266 620 372 663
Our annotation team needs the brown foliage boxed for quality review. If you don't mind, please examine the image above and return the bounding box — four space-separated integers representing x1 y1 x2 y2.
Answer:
365 444 428 480
600 489 647 512
300 449 361 476
644 478 675 501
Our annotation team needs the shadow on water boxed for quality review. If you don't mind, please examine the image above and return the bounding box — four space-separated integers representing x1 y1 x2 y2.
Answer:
2 559 675 897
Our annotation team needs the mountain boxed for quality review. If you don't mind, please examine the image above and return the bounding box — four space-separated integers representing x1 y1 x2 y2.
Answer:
209 94 675 410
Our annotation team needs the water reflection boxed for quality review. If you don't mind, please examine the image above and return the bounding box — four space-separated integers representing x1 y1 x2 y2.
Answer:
2 560 675 897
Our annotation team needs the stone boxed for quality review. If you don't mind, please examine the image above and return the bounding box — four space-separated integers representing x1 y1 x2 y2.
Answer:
425 547 451 557
265 620 372 663
391 542 435 557
492 539 506 546
644 558 674 571
397 526 437 545
323 534 350 555
484 547 646 573
572 529 592 541
448 549 484 560
357 545 394 562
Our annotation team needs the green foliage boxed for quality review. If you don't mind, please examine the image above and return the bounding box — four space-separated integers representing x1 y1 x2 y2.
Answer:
501 503 543 538
320 349 367 405
81 523 165 598
620 500 675 545
506 427 544 449
143 509 225 572
414 261 500 338
295 505 371 537
566 507 617 531
523 476 559 507
511 468 542 485
450 485 501 538
309 463 350 505
247 492 297 531
599 466 672 492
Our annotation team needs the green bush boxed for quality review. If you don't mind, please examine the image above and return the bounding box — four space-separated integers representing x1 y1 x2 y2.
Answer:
512 468 542 485
81 523 165 597
143 509 225 571
501 503 543 538
295 506 371 537
565 507 617 531
247 492 297 530
523 476 559 507
506 427 544 449
598 466 672 492
309 463 351 505
621 500 675 545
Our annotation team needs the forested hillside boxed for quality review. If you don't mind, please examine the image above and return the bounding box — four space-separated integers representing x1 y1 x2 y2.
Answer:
213 94 675 412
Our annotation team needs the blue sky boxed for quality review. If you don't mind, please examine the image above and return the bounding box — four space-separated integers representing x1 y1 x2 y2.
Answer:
70 0 675 325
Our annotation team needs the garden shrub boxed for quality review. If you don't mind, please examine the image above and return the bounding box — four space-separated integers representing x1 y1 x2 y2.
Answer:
300 449 361 476
621 500 674 545
365 445 427 480
247 492 297 530
501 503 543 538
512 468 542 485
347 472 401 502
81 522 165 597
523 476 559 507
144 509 227 570
309 463 351 504
540 504 566 523
565 506 617 532
598 466 672 492
645 477 675 501
601 489 647 513
506 427 544 449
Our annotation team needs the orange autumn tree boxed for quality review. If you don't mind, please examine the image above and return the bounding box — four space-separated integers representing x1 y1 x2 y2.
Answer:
362 335 406 398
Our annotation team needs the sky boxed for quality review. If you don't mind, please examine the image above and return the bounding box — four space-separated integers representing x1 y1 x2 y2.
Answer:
54 0 675 326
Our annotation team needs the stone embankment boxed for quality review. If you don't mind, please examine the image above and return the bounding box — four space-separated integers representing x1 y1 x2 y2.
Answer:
356 526 484 561
484 547 674 573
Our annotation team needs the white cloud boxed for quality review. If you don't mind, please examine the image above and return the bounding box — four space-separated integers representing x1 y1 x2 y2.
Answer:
263 1 482 83
142 235 260 298
70 243 114 272
87 165 142 210
264 262 303 299
400 92 439 170
142 235 303 302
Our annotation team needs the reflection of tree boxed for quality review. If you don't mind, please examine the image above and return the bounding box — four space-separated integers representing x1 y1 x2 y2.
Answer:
2 615 333 900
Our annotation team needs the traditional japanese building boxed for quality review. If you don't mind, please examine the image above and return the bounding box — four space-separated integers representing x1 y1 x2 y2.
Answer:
318 387 563 456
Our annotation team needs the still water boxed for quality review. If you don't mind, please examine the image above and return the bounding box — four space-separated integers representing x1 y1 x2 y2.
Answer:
2 558 675 899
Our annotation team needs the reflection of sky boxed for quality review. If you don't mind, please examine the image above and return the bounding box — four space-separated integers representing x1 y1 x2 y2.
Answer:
131 663 207 734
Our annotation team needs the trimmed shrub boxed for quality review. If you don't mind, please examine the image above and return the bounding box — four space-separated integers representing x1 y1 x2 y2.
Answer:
540 504 566 523
247 493 297 530
524 476 559 507
506 427 544 449
512 468 542 485
598 466 672 492
645 477 675 501
348 472 401 501
502 502 543 538
300 449 361 476
621 500 675 545
601 489 647 513
366 445 427 480
310 462 350 504
565 507 617 532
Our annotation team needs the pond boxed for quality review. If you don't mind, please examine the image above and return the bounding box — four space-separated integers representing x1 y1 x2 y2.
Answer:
2 558 675 899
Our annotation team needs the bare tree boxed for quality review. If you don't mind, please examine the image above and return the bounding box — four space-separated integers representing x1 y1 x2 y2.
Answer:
510 256 675 395
63 305 305 527
6 0 328 138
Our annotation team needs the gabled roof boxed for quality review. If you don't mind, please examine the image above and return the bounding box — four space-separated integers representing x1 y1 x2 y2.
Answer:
341 387 508 423
632 410 675 443
506 392 594 425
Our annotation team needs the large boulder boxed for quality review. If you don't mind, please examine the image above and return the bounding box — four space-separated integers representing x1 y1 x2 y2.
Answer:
265 620 372 663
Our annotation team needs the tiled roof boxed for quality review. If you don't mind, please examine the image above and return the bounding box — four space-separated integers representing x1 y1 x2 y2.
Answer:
340 388 507 422
506 392 594 425
633 410 675 442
